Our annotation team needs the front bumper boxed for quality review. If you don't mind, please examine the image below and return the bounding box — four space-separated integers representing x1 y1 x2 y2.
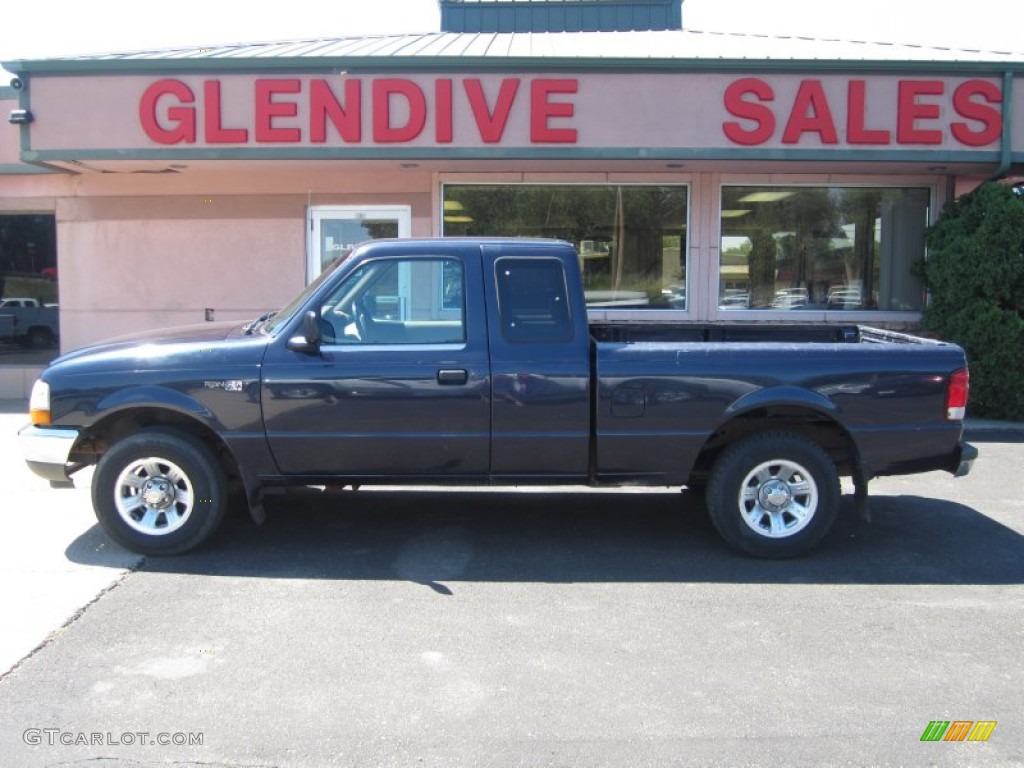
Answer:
19 423 80 484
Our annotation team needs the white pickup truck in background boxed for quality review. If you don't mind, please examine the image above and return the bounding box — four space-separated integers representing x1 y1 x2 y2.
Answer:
0 297 59 348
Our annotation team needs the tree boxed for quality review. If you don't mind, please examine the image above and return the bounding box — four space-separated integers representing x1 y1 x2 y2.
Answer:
920 182 1024 420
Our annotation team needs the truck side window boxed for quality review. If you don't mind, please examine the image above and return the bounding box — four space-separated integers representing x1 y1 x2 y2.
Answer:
495 257 573 343
319 257 465 345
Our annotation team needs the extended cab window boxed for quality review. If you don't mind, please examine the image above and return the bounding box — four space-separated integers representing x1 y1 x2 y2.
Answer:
495 258 573 343
319 257 465 345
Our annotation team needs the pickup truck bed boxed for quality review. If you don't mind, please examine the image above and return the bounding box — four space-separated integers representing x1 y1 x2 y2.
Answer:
591 323 970 483
19 238 975 559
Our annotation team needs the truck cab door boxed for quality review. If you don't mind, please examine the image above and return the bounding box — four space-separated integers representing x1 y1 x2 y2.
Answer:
482 243 592 481
261 249 490 479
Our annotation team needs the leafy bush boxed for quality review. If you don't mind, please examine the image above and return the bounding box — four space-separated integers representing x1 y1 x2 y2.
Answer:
920 182 1024 420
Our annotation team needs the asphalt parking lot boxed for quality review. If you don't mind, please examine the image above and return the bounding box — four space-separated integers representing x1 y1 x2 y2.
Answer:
0 404 1021 767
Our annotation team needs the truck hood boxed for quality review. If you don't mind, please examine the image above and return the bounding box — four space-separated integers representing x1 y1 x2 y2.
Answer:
47 321 269 372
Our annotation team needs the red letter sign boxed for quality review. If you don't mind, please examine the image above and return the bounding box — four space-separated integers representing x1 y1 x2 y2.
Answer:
846 80 891 144
951 79 1001 146
310 80 362 143
204 81 249 144
723 78 775 145
897 80 944 144
139 79 196 145
530 79 578 143
782 80 838 144
435 79 453 143
466 78 521 143
373 79 427 143
255 79 301 143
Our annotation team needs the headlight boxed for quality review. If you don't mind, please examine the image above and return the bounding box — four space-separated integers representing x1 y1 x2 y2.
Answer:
29 379 51 426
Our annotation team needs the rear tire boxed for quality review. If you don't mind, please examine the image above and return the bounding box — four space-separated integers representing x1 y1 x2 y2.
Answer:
706 431 840 558
92 430 227 556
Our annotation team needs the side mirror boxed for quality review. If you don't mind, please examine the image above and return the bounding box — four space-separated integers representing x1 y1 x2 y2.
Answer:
287 310 321 354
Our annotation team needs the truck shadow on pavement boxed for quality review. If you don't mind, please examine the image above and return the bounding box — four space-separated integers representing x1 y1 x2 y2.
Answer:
66 488 1024 588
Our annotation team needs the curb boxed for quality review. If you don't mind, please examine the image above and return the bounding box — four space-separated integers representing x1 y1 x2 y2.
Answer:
964 418 1024 433
963 416 1024 442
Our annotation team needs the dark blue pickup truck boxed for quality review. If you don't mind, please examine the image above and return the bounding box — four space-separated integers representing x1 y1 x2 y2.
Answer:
20 238 976 558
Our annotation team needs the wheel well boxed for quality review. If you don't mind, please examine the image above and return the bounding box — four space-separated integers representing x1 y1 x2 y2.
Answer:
22 325 56 348
690 406 858 483
74 407 242 486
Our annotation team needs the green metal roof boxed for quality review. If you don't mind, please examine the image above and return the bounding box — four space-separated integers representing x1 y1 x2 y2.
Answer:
4 30 1023 75
439 0 684 33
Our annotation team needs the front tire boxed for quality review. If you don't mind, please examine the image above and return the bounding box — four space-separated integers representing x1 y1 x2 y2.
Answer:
27 327 54 349
92 430 227 556
706 431 840 558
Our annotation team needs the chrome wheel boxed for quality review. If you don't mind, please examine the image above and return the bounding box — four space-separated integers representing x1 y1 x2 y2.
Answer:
93 430 228 556
706 431 840 558
738 459 818 538
114 457 194 536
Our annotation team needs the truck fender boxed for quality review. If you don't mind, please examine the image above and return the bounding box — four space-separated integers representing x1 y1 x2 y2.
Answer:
94 385 219 428
709 385 864 497
90 386 269 525
721 385 839 420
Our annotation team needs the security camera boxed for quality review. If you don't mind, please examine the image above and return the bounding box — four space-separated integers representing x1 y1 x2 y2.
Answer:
9 78 24 91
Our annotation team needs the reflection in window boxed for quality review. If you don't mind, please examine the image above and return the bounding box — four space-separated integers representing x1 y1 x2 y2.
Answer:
719 187 929 311
319 218 398 273
443 185 688 309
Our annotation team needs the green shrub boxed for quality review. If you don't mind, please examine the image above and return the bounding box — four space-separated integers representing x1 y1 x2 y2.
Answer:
920 182 1024 420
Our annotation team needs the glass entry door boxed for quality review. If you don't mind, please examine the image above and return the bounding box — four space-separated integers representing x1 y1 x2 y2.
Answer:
307 205 411 283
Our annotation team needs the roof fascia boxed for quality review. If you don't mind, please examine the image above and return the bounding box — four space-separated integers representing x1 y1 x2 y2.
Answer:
20 146 1004 164
5 55 1023 77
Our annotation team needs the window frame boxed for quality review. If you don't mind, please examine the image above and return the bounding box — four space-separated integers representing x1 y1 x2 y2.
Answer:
435 173 941 326
306 205 412 284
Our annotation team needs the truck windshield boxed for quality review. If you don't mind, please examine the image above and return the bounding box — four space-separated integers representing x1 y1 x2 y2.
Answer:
261 257 348 336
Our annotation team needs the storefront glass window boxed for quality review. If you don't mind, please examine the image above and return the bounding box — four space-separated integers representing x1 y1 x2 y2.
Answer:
443 185 688 310
719 186 929 312
0 214 60 361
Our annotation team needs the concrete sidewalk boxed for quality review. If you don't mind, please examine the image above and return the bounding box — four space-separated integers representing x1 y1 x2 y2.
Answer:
0 410 140 676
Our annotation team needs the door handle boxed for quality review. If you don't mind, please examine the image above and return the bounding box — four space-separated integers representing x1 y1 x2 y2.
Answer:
437 369 468 385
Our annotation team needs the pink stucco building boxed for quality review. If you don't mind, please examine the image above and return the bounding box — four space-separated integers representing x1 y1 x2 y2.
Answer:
1 1 1021 397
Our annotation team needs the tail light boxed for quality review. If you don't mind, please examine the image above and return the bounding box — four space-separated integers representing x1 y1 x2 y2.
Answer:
946 368 969 421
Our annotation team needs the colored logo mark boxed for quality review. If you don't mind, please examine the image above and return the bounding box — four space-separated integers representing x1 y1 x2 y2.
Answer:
920 720 997 742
